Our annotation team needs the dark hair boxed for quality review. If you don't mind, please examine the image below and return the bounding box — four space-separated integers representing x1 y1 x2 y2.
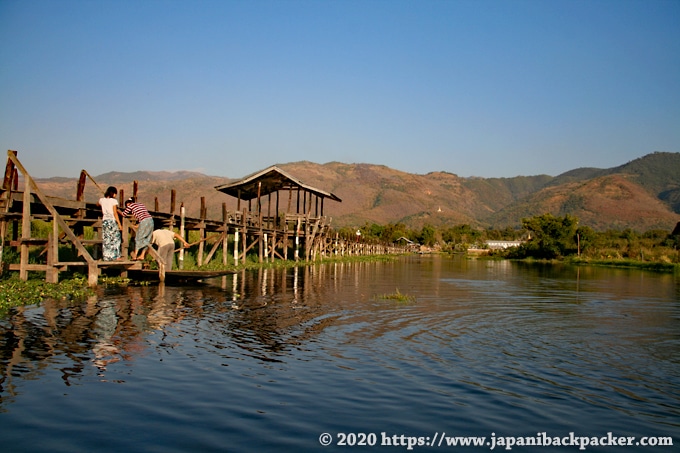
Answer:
104 186 117 198
124 198 133 207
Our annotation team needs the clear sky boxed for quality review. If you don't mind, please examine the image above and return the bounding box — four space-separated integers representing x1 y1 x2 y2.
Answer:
1 0 678 179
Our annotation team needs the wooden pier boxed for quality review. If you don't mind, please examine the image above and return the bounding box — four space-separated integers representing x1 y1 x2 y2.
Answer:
0 151 408 286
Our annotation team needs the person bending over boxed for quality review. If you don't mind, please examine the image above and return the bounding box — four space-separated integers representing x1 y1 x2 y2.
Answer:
120 198 154 260
151 228 189 270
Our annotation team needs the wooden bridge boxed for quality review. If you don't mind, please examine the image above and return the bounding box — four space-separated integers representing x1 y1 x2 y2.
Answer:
0 151 408 286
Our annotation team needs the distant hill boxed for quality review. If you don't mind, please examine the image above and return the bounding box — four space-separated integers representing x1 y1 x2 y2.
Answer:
486 174 678 231
33 152 680 232
94 170 210 183
603 152 680 214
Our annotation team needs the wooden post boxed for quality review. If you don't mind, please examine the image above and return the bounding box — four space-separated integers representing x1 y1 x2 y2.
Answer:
2 151 17 190
271 228 276 261
198 197 206 266
296 187 300 214
47 220 60 283
263 233 268 262
46 233 58 283
121 217 130 259
241 208 247 264
233 227 239 266
275 190 280 228
267 192 272 229
0 154 17 267
294 217 301 261
287 186 293 213
0 218 5 266
283 216 289 261
19 176 31 281
88 261 100 286
147 246 165 282
222 203 228 266
257 182 263 263
178 204 185 270
76 171 86 203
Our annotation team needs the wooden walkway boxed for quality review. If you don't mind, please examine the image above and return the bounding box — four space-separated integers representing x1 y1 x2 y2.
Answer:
0 151 408 286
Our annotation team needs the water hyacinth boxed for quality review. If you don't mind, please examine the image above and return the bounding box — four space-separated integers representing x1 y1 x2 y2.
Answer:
0 276 95 314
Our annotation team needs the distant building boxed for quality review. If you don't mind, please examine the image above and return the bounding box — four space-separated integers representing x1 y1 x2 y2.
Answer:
485 240 523 250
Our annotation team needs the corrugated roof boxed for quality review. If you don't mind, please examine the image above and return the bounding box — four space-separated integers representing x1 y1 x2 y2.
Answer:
214 166 342 202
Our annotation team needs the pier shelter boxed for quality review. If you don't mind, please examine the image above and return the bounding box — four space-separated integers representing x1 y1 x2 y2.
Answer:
215 165 342 264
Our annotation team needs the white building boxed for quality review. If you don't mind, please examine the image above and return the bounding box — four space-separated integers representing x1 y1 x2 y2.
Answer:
485 240 523 250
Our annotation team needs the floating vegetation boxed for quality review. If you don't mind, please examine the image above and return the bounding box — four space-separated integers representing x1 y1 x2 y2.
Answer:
376 288 416 304
99 275 132 286
0 275 95 315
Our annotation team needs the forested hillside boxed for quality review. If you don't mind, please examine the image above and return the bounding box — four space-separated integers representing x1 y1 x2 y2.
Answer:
34 152 680 232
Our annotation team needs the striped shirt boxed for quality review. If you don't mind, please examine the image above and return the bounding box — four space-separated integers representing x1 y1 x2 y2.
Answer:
121 202 152 222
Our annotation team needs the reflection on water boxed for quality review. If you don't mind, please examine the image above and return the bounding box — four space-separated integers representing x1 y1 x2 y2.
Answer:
0 256 678 452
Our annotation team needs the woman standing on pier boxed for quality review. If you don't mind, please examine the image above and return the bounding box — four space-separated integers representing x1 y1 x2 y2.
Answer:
97 186 123 261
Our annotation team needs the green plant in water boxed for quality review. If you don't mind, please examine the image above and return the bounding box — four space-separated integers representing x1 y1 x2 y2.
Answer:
0 275 96 315
376 288 416 303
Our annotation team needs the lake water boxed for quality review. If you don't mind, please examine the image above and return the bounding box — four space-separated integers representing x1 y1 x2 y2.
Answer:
0 255 678 452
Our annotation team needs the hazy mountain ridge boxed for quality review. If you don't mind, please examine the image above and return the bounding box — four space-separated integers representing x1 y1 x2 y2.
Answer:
33 152 680 231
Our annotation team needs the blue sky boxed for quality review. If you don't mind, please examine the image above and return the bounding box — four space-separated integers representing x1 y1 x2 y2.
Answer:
1 0 678 179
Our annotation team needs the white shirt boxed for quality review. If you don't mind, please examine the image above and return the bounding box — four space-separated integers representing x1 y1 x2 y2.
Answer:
152 229 176 247
98 197 119 221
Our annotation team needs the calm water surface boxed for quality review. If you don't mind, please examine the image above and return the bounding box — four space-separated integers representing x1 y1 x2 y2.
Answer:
1 256 678 452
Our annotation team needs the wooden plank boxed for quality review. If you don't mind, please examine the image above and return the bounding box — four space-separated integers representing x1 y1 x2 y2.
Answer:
10 264 49 271
204 232 225 265
11 238 49 245
94 260 140 267
146 246 165 282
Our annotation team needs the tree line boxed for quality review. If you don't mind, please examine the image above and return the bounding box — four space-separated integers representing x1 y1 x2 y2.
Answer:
336 214 680 263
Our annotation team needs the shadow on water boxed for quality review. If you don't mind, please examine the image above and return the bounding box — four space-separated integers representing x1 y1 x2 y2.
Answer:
0 255 678 451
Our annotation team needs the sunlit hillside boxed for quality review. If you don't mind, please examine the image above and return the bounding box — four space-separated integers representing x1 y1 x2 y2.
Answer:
33 152 680 232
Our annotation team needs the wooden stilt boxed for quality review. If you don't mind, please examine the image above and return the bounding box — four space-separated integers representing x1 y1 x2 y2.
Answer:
178 204 185 270
233 227 239 266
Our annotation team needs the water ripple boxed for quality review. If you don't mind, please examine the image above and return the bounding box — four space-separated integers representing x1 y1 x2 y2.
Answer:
1 257 678 451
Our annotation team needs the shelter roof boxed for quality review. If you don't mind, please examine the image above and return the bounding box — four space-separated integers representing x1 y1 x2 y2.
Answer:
214 165 342 202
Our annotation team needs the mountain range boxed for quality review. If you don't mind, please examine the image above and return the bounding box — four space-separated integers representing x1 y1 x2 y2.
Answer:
35 151 680 232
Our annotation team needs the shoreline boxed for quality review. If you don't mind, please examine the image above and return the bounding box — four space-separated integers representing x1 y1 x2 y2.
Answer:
1 253 677 314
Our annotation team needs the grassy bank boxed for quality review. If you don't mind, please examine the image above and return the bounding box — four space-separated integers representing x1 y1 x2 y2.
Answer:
565 257 680 273
474 253 680 273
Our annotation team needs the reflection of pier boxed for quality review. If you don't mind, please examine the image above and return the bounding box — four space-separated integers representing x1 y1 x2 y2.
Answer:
0 151 408 286
0 261 386 396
